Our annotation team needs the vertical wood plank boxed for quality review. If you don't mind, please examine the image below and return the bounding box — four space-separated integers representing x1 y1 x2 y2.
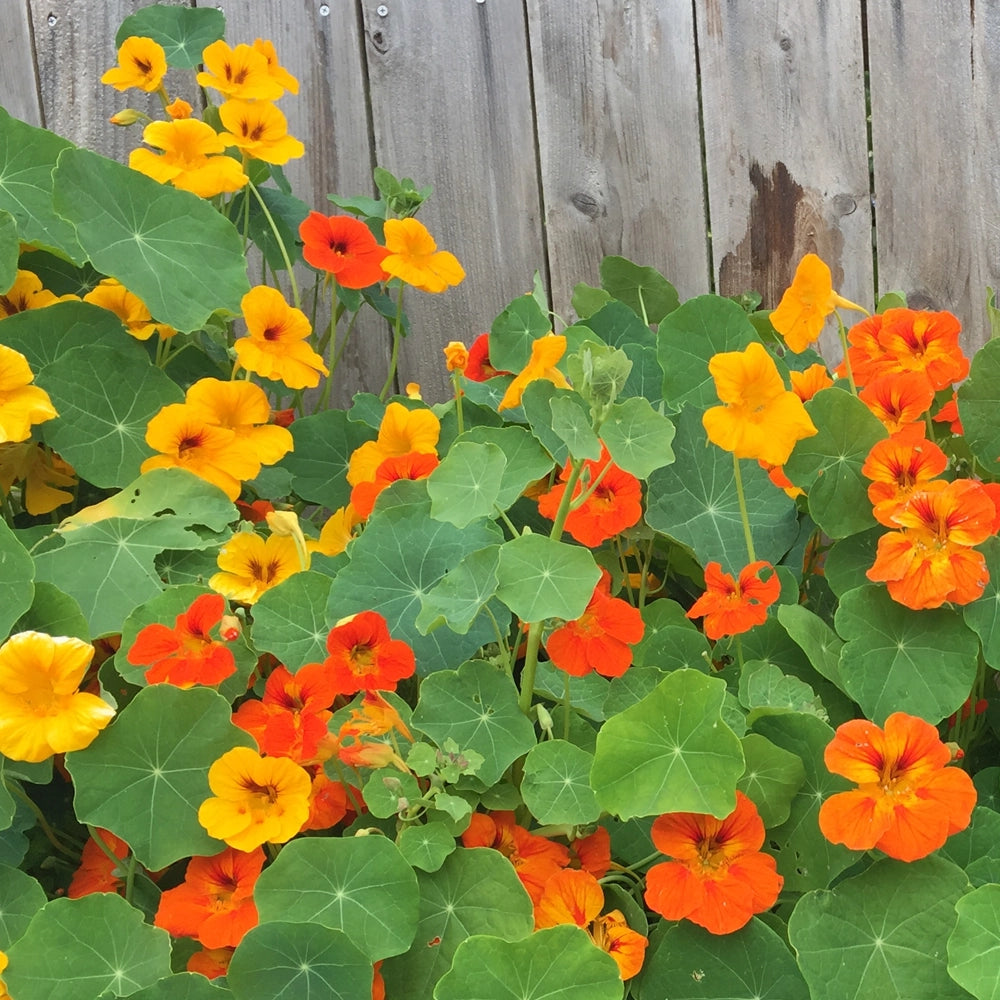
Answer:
2 0 43 126
697 0 872 359
360 0 545 401
867 4 985 350
526 0 709 308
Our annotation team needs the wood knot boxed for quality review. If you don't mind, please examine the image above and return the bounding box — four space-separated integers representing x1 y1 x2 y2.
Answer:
370 29 388 53
570 192 601 219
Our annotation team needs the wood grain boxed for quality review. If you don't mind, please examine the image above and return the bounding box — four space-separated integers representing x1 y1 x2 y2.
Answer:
2 0 43 127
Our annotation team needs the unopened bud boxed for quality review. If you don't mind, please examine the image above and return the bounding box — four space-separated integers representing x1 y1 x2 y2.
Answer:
219 614 241 642
109 108 143 126
405 382 422 400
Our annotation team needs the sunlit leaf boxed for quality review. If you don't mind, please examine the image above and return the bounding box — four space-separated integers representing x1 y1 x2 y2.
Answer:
427 440 505 527
252 571 333 669
600 396 675 478
521 739 600 825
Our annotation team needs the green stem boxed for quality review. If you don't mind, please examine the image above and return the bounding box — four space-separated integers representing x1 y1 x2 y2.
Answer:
636 535 656 609
550 459 586 538
562 670 572 740
452 371 465 434
379 283 406 400
317 276 339 410
493 504 521 539
248 179 300 309
732 453 757 564
8 783 77 858
330 757 367 817
517 620 544 715
835 310 858 395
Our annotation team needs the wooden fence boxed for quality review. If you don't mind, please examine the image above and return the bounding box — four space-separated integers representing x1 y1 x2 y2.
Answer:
3 0 998 401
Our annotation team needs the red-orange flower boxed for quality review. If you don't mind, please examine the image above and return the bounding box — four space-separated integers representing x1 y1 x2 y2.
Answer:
570 827 612 878
298 213 388 288
545 569 644 677
858 371 935 432
537 445 643 547
819 712 976 861
685 561 781 640
867 479 995 609
644 791 782 935
324 611 416 697
301 769 350 831
465 333 511 382
187 947 233 980
67 829 130 899
350 451 440 519
461 810 570 904
155 846 264 949
861 423 948 526
336 691 413 773
127 593 237 688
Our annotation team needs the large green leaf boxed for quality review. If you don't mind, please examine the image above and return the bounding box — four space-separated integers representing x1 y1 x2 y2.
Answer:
737 732 806 828
835 585 979 723
0 108 84 261
521 739 601 826
631 598 712 673
0 209 17 290
600 396 675 478
435 924 622 1000
645 406 798 574
0 519 34 639
254 837 419 961
427 440 505 527
784 388 885 539
788 856 970 1000
227 921 371 1000
777 603 845 690
11 581 89 641
415 545 506 636
489 294 552 373
948 883 1000 1000
459 425 555 510
127 973 230 999
0 864 45 948
959 337 1000 475
5 893 171 1000
963 536 1000 670
66 685 255 869
591 668 744 819
252 571 333 669
635 917 808 1000
39 344 183 487
52 148 249 331
601 256 679 326
939 807 1000 887
116 4 226 67
380 848 534 1000
411 659 537 786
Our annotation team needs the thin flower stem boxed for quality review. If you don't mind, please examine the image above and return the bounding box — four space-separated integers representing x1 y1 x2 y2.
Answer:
493 504 521 539
636 535 656 609
379 283 406 401
835 310 858 395
615 535 635 605
10 783 77 858
451 371 465 434
734 633 745 669
330 757 367 816
248 179 300 309
562 670 572 741
517 620 544 715
123 852 137 904
732 453 757 564
550 459 586 539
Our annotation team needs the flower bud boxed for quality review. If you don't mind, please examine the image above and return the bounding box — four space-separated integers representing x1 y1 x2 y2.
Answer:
109 108 143 126
219 615 241 642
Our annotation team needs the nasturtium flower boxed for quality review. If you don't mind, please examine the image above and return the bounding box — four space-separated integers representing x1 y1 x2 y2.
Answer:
166 97 193 119
218 99 305 165
350 451 440 519
84 277 177 340
346 401 440 486
819 712 976 861
571 827 612 878
545 569 644 678
861 423 948 526
0 344 57 444
298 212 389 288
187 947 233 980
644 791 783 935
877 308 970 390
301 770 350 832
130 118 250 198
155 846 265 949
769 253 866 353
686 560 781 641
336 690 413 772
789 362 834 401
197 40 287 100
465 332 510 381
933 392 964 435
443 340 468 373
537 444 643 547
0 269 60 317
497 333 571 411
101 36 167 93
235 285 327 389
0 631 115 763
702 341 818 466
199 746 312 851
0 442 75 514
381 217 465 293
858 370 935 432
251 38 300 95
67 829 130 899
308 505 361 558
127 593 237 688
210 531 304 604
867 478 994 609
323 610 416 697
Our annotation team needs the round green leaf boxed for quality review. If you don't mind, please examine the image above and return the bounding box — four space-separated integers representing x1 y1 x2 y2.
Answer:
416 545 505 636
460 425 556 511
948 883 1000 1000
435 924 622 1000
737 659 825 721
11 580 89 641
645 406 798 574
631 599 712 673
938 806 1000 886
601 396 676 478
489 294 551 373
550 392 602 459
254 836 419 961
116 4 225 67
5 893 171 1000
737 732 806 828
380 847 534 1000
635 917 808 1000
0 518 34 638
963 536 1000 669
411 659 537 787
591 668 744 819
959 337 1000 475
66 685 254 869
397 821 457 873
0 209 17 291
427 440 506 527
495 533 601 622
601 255 679 325
789 856 970 1000
836 585 979 723
127 973 230 999
0 863 45 948
521 739 601 825
252 571 334 668
227 921 371 1000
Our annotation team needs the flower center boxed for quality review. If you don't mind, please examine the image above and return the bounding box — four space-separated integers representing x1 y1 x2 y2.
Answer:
349 644 376 673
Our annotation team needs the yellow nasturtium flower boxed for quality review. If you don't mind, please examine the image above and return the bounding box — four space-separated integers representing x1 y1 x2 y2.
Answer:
0 442 76 514
101 36 167 93
84 277 177 340
0 270 60 317
0 345 58 444
197 40 288 100
346 401 441 486
497 333 571 411
381 218 465 293
218 100 304 165
210 530 304 604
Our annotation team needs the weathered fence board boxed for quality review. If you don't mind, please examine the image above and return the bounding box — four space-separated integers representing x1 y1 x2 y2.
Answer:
3 1 42 128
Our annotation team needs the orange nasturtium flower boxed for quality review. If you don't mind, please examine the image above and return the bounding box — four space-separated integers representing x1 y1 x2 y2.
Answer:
84 277 177 340
323 611 417 697
127 593 237 688
155 846 265 949
347 401 440 486
67 829 131 899
336 690 413 772
0 269 60 317
789 363 834 402
769 253 867 353
0 442 76 514
545 569 644 678
443 341 469 373
819 712 977 861
187 946 233 980
381 217 465 293
465 333 511 382
210 530 304 604
0 344 58 443
298 212 389 288
497 333 571 411
644 791 783 935
252 39 300 95
196 40 288 100
198 746 312 851
867 478 995 609
130 119 249 198
350 451 440 519
0 632 115 762
235 285 328 390
537 444 643 547
702 341 818 466
861 422 949 526
876 308 970 390
858 370 935 433
218 99 305 165
686 560 781 641
166 97 193 120
534 869 648 980
101 36 167 93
